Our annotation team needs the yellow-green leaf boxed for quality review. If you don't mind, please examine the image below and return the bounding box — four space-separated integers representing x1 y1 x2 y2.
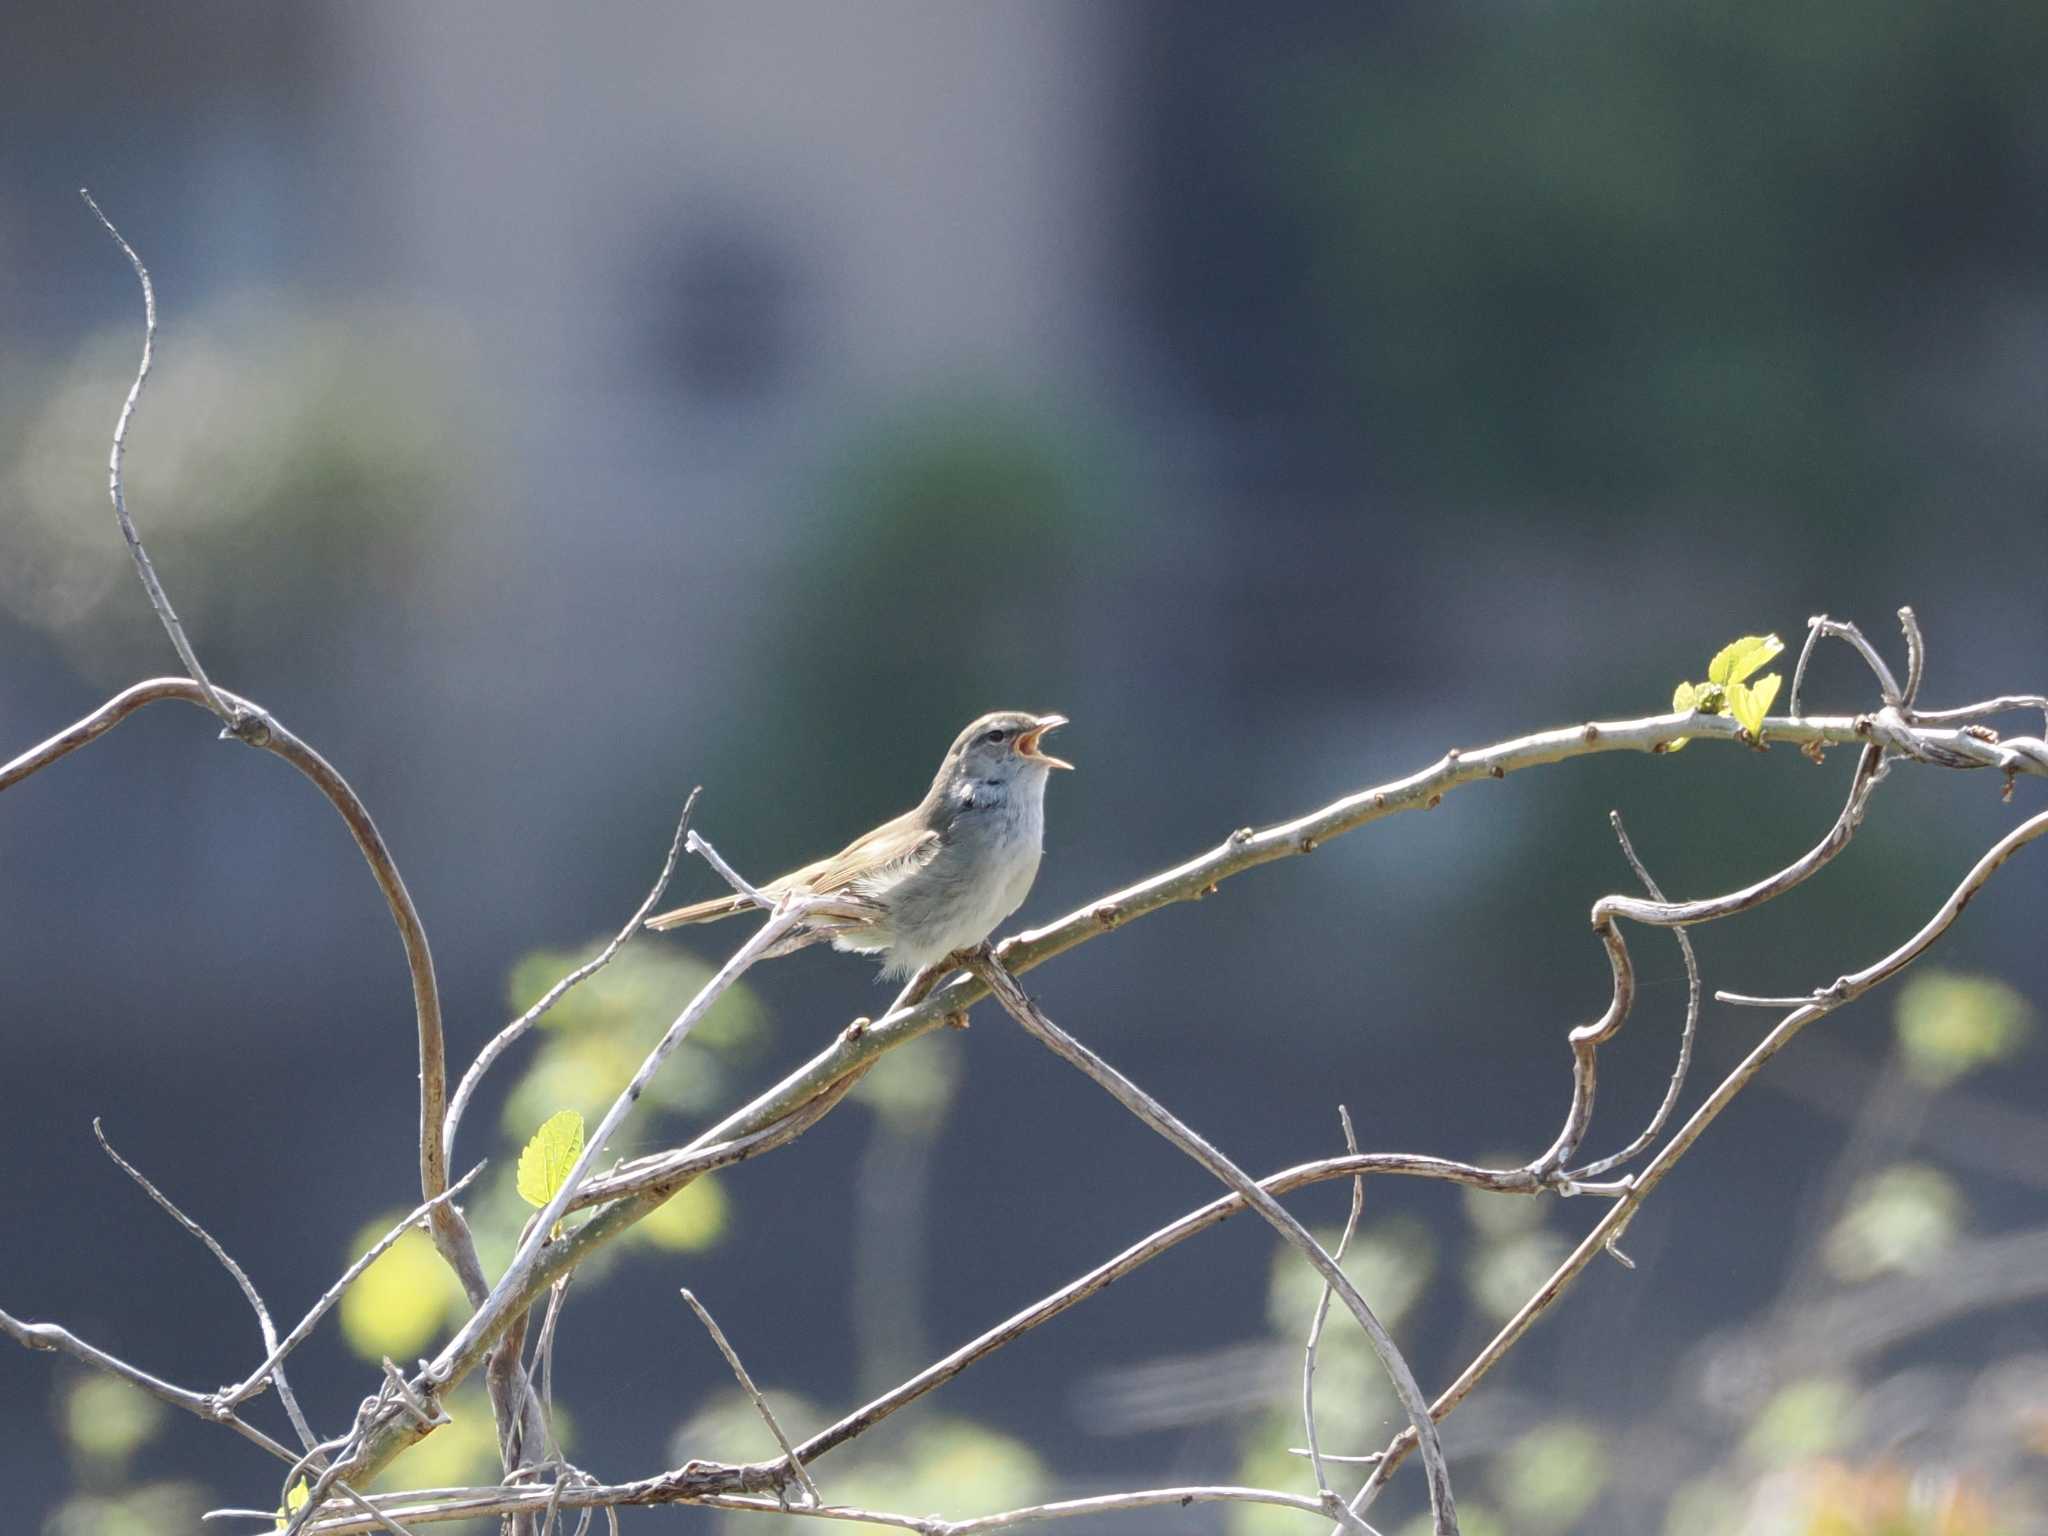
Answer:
1707 633 1783 687
274 1478 309 1531
517 1109 585 1208
1730 672 1780 738
1672 681 1698 714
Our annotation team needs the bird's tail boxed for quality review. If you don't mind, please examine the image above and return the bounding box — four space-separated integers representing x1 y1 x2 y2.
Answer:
644 894 753 931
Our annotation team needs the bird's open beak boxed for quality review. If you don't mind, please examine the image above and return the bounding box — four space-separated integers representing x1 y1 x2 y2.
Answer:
1018 714 1074 770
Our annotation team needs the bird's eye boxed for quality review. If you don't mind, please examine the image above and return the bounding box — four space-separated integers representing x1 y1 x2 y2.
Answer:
985 728 1007 744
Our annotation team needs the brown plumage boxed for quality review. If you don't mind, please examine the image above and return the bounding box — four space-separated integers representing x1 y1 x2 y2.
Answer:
644 710 1072 978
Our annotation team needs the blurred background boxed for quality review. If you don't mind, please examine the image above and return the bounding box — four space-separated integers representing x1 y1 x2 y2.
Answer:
5 3 2048 1532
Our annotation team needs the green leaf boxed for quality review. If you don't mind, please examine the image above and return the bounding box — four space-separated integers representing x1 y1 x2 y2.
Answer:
1730 671 1780 738
1672 681 1698 714
517 1109 585 1208
274 1478 308 1531
1707 633 1783 687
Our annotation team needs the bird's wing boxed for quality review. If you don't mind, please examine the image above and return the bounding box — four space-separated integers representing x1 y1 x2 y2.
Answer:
804 809 942 897
643 811 936 931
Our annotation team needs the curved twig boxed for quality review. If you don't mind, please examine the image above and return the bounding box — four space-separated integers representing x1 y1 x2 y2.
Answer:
1350 800 2048 1508
1563 816 1699 1182
0 679 481 1298
444 789 700 1168
1898 606 1926 711
1302 1107 1369 1528
0 1306 299 1465
78 189 237 726
222 1163 487 1409
1532 743 1884 1176
94 1120 319 1455
969 955 1459 1536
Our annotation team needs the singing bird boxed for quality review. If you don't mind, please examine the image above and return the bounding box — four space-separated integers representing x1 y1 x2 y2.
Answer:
646 711 1072 980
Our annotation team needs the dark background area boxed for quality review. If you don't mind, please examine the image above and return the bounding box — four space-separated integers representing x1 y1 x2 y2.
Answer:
5 4 2047 1533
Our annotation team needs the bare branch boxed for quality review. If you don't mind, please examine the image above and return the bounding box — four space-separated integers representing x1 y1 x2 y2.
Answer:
1533 743 1885 1176
0 1305 299 1465
315 883 857 1515
265 1478 1367 1535
1808 614 1905 706
444 789 701 1168
222 1163 486 1409
0 678 485 1301
77 189 238 726
1350 801 2048 1507
681 1288 822 1506
967 954 1459 1536
792 1150 1536 1472
1301 1107 1370 1531
1561 813 1701 1181
93 1120 318 1454
1898 605 1926 710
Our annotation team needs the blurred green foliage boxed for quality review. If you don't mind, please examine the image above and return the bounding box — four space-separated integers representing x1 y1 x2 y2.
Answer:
1894 971 2034 1089
339 1219 470 1363
60 1376 163 1471
0 297 463 682
677 1390 1045 1536
1823 1163 1964 1282
1283 2 2048 532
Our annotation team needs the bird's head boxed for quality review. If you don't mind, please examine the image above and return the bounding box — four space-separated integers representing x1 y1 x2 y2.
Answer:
948 710 1074 782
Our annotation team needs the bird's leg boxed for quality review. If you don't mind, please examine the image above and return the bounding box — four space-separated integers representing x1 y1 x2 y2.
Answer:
935 942 1003 1028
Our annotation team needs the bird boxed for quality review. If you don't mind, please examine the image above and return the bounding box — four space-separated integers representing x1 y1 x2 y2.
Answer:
646 710 1072 981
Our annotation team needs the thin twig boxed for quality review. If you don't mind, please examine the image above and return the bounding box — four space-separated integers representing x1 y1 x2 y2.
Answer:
1562 815 1700 1181
256 1478 1372 1535
444 789 701 1167
968 955 1459 1536
686 830 775 907
1810 615 1904 706
1301 1107 1368 1527
77 188 236 725
1532 743 1885 1176
789 1151 1538 1473
0 677 486 1304
681 1288 822 1506
310 878 854 1513
93 1120 319 1455
1788 617 1826 718
1898 606 1925 711
0 1306 300 1464
1348 801 2048 1507
222 1163 486 1408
